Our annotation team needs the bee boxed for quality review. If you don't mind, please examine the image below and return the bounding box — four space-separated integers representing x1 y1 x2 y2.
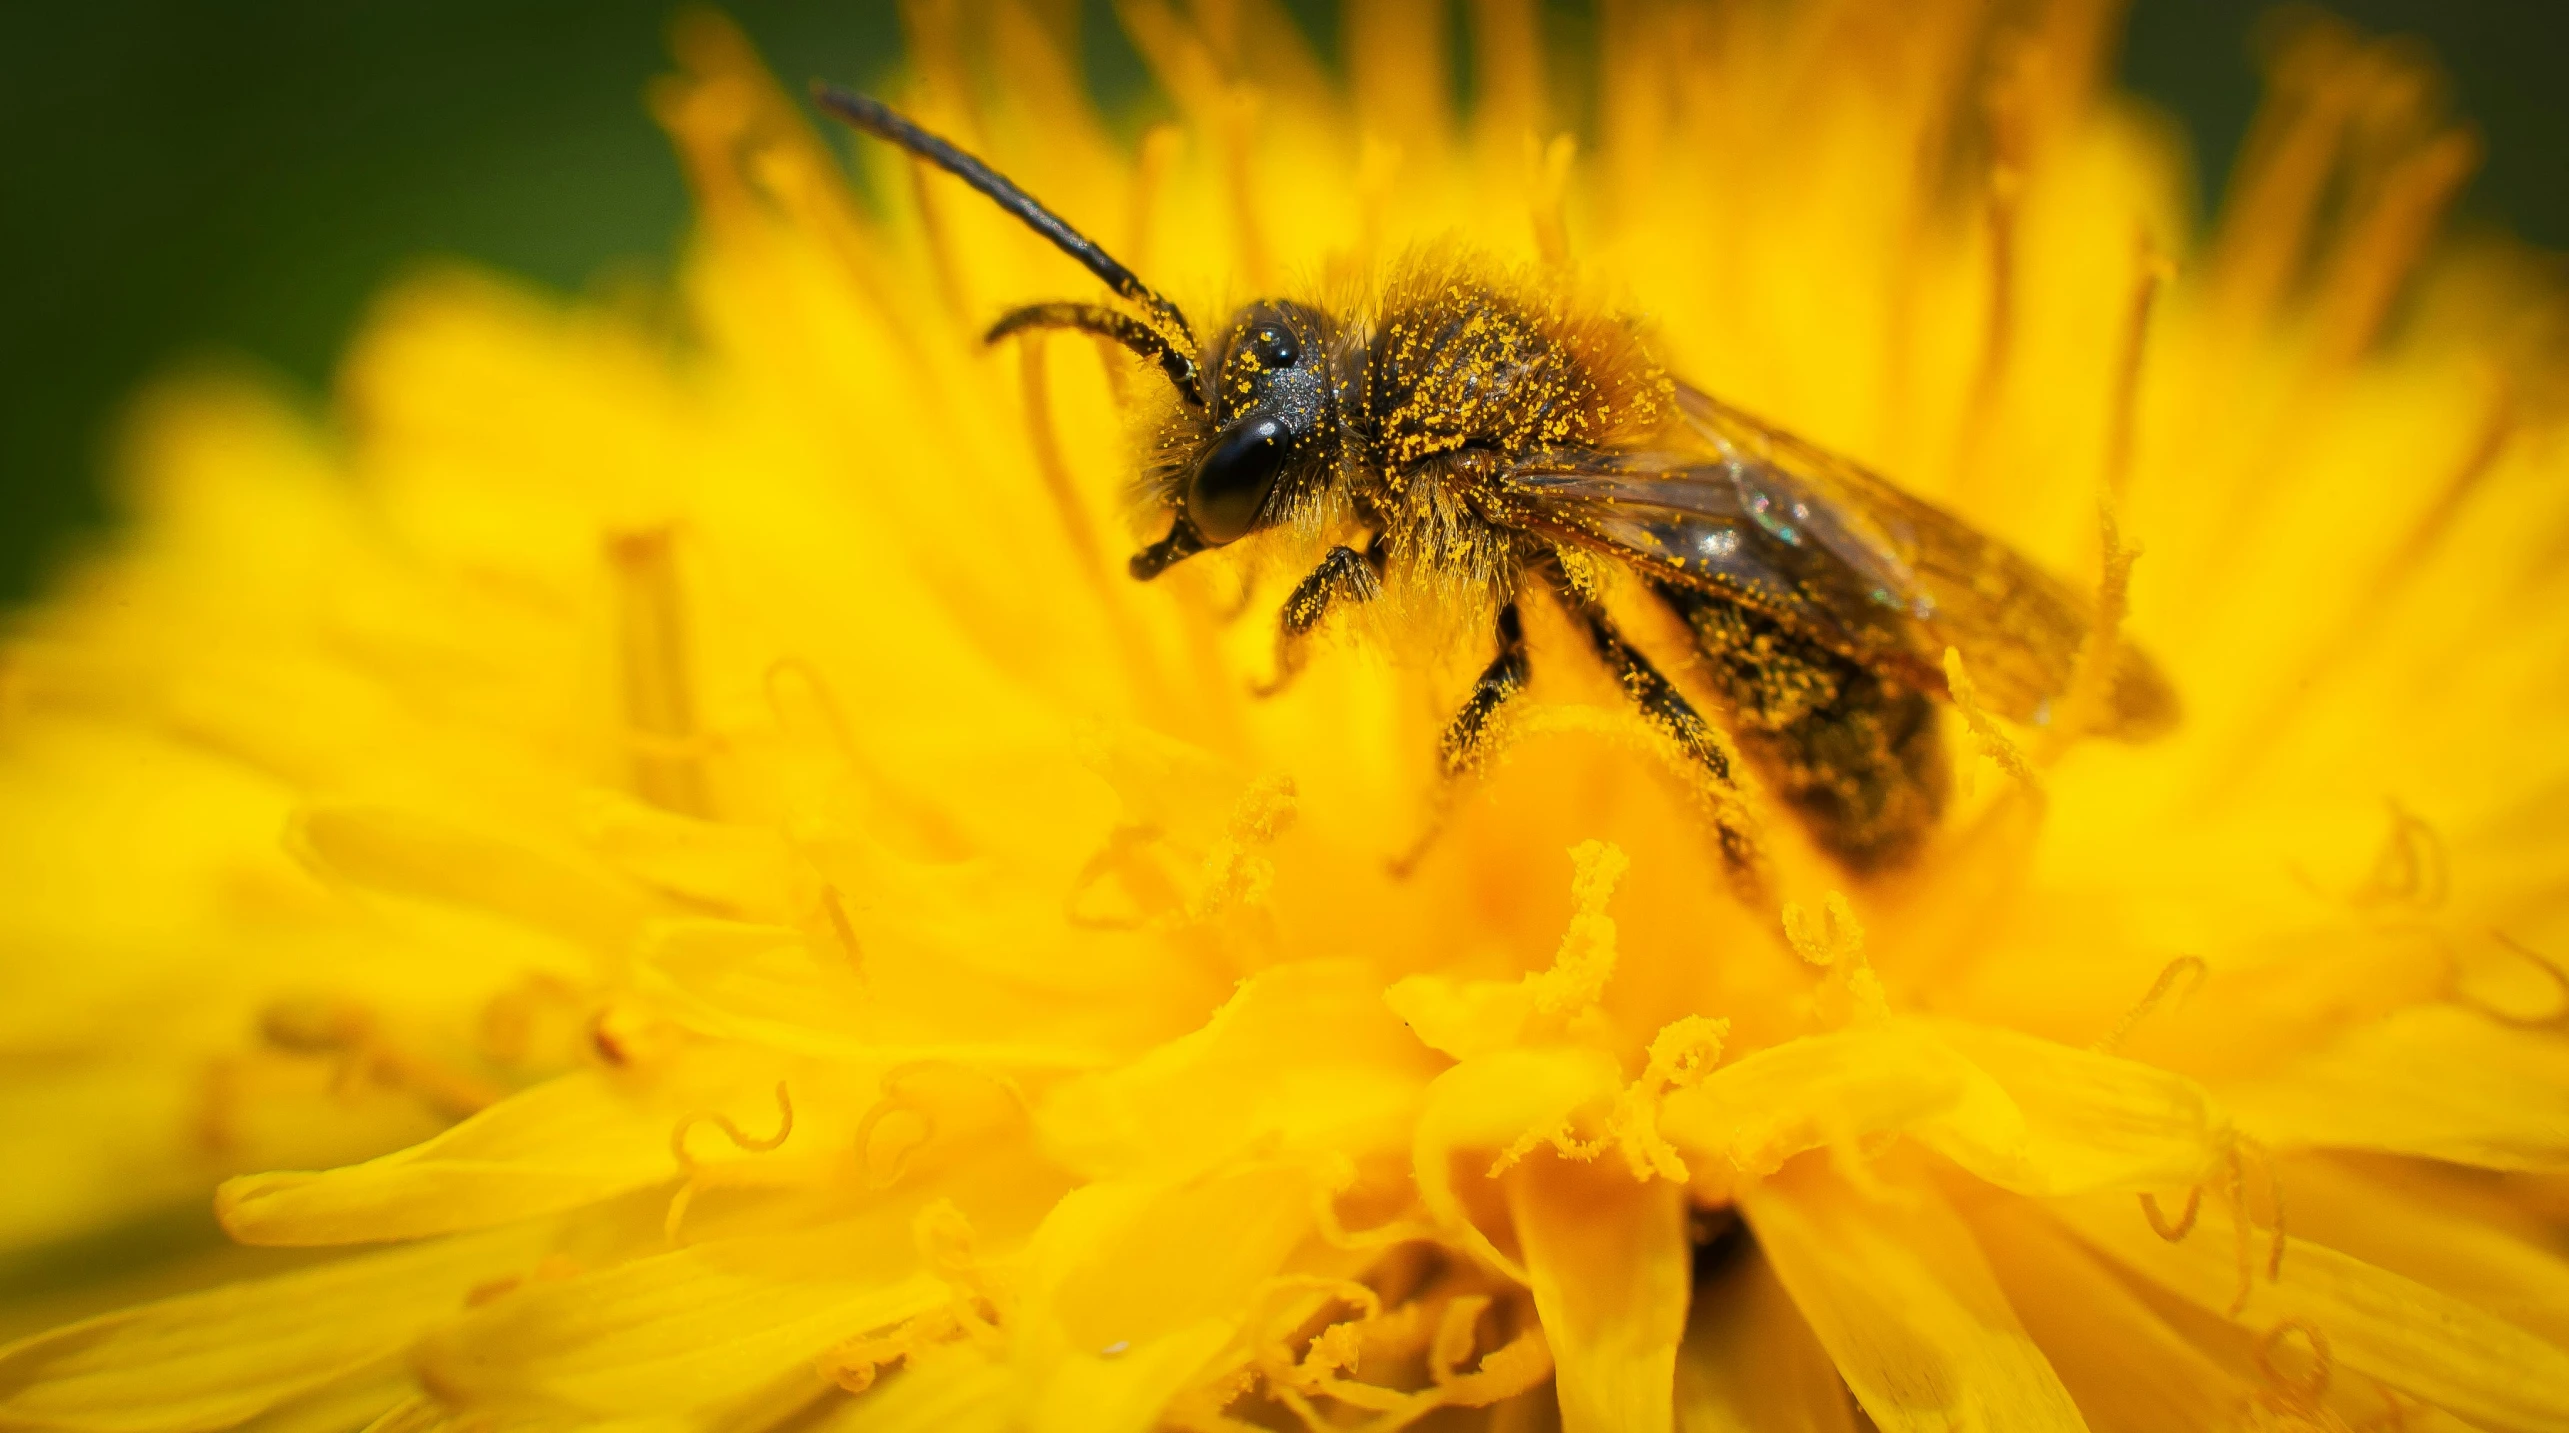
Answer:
818 87 2178 885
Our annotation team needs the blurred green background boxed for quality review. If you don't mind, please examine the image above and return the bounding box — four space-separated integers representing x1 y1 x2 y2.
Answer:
3 0 2562 602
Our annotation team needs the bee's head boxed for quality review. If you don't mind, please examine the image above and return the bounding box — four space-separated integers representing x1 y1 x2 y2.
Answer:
812 87 1337 573
1186 300 1338 546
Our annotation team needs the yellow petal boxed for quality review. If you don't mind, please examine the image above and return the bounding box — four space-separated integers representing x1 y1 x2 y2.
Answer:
1508 1156 1689 1433
831 1351 1024 1433
216 1071 682 1245
1658 1028 1999 1178
1963 1199 2250 1433
2280 1156 2569 1347
290 803 644 955
226 1364 412 1433
2220 1004 2569 1169
1922 1020 2229 1194
2051 1189 2569 1433
1025 1164 1314 1360
578 791 805 916
1676 1245 1857 1433
1742 1162 2088 1433
1412 1047 1623 1281
1663 1024 2229 1200
635 919 1116 1071
0 1226 549 1433
416 1225 946 1416
1038 960 1437 1180
1026 1319 1235 1433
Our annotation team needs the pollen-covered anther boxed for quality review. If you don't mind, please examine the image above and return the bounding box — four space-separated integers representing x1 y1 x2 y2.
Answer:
1526 839 1627 1017
1782 892 1890 1027
1187 773 1300 923
2040 502 2142 763
1605 1015 1731 1181
1942 647 2042 796
1255 1284 1551 1430
812 1203 1007 1392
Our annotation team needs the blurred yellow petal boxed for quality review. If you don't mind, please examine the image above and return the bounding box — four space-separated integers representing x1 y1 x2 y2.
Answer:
1964 1200 2251 1433
2052 1189 2569 1433
1920 1021 2228 1194
0 1227 549 1433
1676 1246 1858 1433
1743 1164 2087 1433
1025 1320 1234 1433
1037 961 1436 1180
1025 1164 1313 1360
2278 1157 2569 1346
416 1225 945 1416
1660 1028 1995 1178
1413 1047 1623 1280
2221 1005 2569 1169
215 1071 694 1245
830 1352 1021 1433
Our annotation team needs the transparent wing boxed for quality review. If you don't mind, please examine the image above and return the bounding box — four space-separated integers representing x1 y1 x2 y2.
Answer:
1506 384 2178 738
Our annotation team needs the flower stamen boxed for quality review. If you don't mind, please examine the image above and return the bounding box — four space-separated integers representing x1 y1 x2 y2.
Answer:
1221 85 1275 292
1528 133 1576 269
1943 647 2042 796
2039 501 2141 764
664 1081 795 1242
2091 954 2208 1053
2352 799 2451 913
2449 930 2569 1029
2252 1317 2335 1415
2139 1184 2202 1241
2103 232 2173 511
608 528 711 819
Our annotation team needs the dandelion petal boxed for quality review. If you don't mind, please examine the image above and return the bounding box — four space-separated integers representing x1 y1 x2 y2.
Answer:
216 1071 687 1245
1676 1247 1858 1433
1508 1155 1690 1433
0 1226 550 1433
2220 1005 2569 1170
416 1225 949 1415
2052 1190 2569 1432
1966 1202 2251 1433
1744 1163 2088 1433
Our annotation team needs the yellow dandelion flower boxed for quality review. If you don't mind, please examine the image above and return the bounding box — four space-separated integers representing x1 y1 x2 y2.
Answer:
4 4 2567 1432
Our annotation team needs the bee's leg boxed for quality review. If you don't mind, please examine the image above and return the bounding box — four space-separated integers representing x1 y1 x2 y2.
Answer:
1389 601 1530 876
1555 585 1770 895
1252 534 1386 697
1128 516 1207 581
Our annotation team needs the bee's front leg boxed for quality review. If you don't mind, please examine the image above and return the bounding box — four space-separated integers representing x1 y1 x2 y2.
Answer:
1389 600 1530 877
1127 517 1207 581
1252 534 1387 697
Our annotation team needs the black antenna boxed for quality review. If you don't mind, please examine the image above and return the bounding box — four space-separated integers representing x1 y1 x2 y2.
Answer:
812 85 1197 351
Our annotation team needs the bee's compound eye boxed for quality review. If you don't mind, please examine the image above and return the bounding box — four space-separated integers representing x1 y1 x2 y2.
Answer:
1187 414 1288 545
1248 324 1299 369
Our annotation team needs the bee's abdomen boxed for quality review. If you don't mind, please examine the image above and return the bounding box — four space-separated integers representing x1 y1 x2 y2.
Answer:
1659 581 1946 871
1360 284 1611 470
